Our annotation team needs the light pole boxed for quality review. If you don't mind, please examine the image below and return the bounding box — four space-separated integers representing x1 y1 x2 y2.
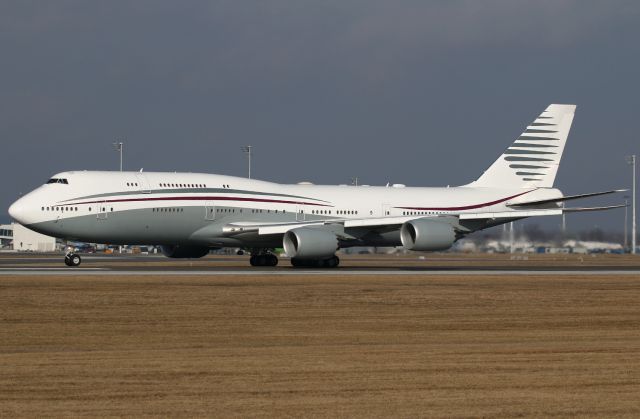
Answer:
113 141 123 171
509 221 515 254
241 146 252 179
624 195 629 251
626 155 636 254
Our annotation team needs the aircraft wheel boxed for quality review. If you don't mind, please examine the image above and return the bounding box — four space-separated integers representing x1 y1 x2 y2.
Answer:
250 254 278 267
327 255 339 268
291 256 338 268
65 253 81 267
267 254 278 266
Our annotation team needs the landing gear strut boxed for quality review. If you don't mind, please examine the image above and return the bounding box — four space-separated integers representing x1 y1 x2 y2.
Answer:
249 253 278 267
291 255 339 268
64 253 81 267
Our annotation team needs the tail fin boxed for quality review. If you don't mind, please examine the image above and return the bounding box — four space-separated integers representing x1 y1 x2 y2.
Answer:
468 104 576 188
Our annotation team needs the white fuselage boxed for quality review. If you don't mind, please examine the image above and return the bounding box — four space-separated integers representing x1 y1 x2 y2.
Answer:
8 170 562 248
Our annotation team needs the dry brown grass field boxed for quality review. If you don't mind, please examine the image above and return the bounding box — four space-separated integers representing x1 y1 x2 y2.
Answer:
1 257 640 417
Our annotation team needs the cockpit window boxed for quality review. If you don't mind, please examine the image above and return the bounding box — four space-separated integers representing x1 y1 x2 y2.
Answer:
46 178 68 184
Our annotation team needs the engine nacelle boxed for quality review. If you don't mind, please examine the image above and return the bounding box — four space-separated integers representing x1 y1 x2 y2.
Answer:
400 219 455 251
283 227 338 259
161 245 210 259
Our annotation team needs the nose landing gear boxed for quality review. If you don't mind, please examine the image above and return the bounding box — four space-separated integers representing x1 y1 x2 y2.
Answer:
64 253 81 267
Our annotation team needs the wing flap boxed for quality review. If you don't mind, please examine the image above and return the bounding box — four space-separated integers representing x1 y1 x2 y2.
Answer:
460 209 562 219
562 204 627 213
460 204 625 220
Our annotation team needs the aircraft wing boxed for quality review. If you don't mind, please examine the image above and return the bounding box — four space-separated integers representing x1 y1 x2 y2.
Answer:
222 210 553 237
221 200 625 239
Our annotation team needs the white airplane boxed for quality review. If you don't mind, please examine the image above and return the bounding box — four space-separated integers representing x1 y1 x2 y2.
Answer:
8 104 624 268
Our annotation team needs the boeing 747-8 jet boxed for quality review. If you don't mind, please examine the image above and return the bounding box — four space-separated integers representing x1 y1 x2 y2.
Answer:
8 104 624 267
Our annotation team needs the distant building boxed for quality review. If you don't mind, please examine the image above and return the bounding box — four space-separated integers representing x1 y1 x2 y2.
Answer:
563 240 623 254
11 222 56 252
0 223 13 249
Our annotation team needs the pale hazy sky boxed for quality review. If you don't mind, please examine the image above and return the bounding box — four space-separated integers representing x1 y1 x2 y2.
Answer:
1 1 639 231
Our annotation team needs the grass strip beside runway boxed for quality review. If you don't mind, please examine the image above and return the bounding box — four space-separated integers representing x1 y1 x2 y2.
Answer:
1 274 639 417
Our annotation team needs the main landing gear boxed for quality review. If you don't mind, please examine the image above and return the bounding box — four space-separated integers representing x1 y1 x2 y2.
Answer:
249 253 278 267
64 252 82 267
291 255 340 268
247 251 340 268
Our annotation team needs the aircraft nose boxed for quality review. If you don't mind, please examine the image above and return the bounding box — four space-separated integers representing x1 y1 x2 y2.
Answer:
8 198 26 224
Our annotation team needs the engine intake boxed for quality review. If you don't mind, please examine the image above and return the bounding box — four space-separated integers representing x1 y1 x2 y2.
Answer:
283 227 338 259
161 245 210 259
400 219 455 251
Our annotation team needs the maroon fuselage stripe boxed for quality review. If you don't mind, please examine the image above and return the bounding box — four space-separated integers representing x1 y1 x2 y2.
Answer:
395 190 533 211
65 196 333 207
63 190 534 212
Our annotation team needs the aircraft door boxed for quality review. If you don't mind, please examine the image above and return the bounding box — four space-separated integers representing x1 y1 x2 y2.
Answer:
205 201 216 220
382 203 392 217
54 205 66 224
135 173 151 194
97 201 108 220
296 205 305 221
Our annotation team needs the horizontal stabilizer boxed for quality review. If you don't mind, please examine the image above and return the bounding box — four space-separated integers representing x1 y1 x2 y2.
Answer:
508 189 627 207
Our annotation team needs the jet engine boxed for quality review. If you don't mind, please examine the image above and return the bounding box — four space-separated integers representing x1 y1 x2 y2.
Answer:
400 219 455 251
283 227 338 259
161 244 211 259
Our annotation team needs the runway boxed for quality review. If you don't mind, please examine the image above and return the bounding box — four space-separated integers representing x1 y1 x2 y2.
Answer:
2 267 640 276
1 252 639 276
